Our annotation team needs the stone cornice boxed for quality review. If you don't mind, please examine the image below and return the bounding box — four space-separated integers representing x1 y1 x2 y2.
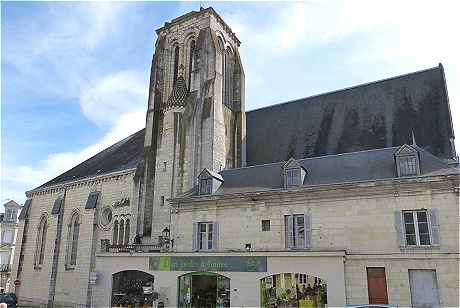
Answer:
26 168 136 198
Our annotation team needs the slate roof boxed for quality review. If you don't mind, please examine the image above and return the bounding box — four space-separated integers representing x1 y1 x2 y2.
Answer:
212 145 457 195
246 65 455 165
164 76 188 109
33 66 456 190
36 129 145 189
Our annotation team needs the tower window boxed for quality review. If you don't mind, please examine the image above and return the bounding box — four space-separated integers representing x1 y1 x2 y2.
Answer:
188 40 195 89
173 46 180 85
66 211 80 268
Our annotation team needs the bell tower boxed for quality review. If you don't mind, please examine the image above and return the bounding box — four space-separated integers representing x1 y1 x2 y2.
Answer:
137 7 246 240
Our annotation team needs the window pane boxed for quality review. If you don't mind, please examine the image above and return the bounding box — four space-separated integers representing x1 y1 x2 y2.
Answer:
403 212 414 223
405 223 415 234
406 234 417 245
417 211 427 223
200 223 206 232
208 223 213 233
418 222 429 234
419 234 431 245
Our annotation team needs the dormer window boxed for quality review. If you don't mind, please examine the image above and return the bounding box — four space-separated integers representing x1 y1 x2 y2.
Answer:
283 158 307 189
286 169 301 187
395 144 420 177
200 178 212 195
198 168 224 196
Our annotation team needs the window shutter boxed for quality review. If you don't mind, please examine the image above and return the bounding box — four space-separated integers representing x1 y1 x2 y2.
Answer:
304 213 312 248
286 215 294 248
192 222 198 251
212 222 219 250
394 210 406 247
428 208 440 246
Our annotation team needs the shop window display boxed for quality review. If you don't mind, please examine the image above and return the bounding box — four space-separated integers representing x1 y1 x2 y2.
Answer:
260 273 327 308
111 270 155 307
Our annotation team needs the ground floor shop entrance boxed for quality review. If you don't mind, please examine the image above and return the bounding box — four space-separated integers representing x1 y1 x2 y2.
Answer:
178 272 230 308
260 273 327 308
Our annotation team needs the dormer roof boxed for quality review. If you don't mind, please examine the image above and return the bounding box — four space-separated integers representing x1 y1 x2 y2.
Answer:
3 200 21 209
198 168 224 182
394 144 418 156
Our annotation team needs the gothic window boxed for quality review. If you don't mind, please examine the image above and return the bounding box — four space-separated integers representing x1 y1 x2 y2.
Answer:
66 211 80 267
113 220 119 246
173 46 180 85
188 40 195 89
119 220 125 246
124 219 130 245
34 215 48 268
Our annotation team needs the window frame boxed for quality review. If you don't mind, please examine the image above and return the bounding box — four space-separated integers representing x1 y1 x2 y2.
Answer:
285 214 307 249
66 211 80 269
286 168 301 187
34 215 48 269
200 178 212 195
403 210 431 247
398 155 419 177
261 220 271 232
198 222 214 251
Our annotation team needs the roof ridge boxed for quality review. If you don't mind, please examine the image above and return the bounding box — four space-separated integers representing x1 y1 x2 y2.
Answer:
246 65 441 114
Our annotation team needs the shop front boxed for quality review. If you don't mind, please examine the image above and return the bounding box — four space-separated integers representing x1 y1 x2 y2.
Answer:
93 251 346 307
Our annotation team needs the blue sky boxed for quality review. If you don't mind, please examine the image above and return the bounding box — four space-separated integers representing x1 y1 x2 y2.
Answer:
2 1 460 206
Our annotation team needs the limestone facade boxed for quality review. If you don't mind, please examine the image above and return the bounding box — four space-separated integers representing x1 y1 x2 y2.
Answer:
10 6 459 308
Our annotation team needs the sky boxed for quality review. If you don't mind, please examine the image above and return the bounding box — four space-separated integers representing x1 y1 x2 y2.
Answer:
2 1 460 206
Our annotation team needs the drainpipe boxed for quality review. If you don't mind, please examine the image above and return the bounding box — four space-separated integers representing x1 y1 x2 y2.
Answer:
47 188 67 308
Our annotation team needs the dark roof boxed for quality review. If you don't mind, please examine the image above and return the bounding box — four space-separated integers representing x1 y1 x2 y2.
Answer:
246 65 455 165
34 66 456 190
37 129 145 189
213 145 456 195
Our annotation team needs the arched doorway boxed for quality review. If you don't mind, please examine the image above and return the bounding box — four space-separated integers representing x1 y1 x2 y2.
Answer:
111 270 154 307
260 273 327 308
178 272 230 308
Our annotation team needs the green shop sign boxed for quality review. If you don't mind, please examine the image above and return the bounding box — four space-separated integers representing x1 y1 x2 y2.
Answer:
149 256 267 272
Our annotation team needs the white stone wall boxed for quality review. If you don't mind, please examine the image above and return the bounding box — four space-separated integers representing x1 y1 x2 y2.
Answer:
11 171 136 306
170 178 459 306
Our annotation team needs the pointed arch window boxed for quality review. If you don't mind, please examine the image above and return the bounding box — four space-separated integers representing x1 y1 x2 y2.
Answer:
118 220 125 246
113 220 119 246
66 211 80 267
188 40 195 90
173 46 180 85
34 215 48 269
124 219 130 245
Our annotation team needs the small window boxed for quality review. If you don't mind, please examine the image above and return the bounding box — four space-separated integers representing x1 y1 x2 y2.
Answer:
399 156 418 176
261 220 270 231
163 161 167 172
286 169 301 187
160 196 165 206
403 210 431 246
199 222 214 250
200 178 212 195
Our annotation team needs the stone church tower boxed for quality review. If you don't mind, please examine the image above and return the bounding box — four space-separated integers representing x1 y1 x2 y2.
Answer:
137 7 246 239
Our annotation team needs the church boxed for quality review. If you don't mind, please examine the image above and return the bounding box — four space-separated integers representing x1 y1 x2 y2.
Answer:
11 7 459 307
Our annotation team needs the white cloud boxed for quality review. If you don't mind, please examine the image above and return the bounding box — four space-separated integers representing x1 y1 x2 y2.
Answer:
80 71 148 127
3 109 145 202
